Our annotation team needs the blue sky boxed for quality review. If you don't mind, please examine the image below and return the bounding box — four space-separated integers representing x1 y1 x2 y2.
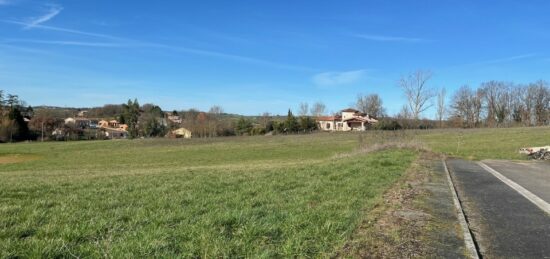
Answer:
1 0 549 116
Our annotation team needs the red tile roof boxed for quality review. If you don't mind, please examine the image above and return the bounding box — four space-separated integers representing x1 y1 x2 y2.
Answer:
316 116 336 121
341 108 360 113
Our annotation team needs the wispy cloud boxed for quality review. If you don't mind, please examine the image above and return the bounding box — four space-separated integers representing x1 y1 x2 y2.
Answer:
440 53 540 71
137 42 316 71
3 21 316 72
312 69 367 86
4 39 123 47
473 53 538 65
4 20 125 40
25 4 63 28
351 33 427 43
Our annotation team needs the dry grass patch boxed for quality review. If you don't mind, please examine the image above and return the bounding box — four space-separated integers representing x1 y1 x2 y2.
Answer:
0 154 40 164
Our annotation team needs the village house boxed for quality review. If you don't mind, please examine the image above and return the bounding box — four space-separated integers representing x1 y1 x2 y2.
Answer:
98 120 109 128
102 128 128 139
64 117 129 140
167 114 182 124
64 118 99 129
317 108 378 132
77 110 88 117
64 117 76 125
108 120 119 128
97 119 128 131
169 127 192 138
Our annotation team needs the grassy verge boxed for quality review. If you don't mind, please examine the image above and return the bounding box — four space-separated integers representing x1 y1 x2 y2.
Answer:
338 152 466 258
0 135 415 258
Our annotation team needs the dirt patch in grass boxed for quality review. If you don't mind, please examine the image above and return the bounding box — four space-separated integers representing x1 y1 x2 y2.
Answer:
0 154 40 164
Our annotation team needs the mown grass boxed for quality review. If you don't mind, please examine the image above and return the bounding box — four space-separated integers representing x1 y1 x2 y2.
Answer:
0 134 416 257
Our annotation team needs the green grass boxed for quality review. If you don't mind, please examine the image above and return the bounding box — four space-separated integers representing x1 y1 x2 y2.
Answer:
0 134 416 258
417 126 550 160
2 126 547 257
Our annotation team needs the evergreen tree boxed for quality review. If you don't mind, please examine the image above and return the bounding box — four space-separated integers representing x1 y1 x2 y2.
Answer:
122 99 140 138
235 117 253 135
284 109 298 133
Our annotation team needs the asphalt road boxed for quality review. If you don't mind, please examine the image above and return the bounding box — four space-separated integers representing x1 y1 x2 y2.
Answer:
446 159 550 259
483 160 550 203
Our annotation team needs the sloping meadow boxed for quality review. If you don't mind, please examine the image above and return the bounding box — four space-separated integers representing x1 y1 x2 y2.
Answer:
0 134 416 257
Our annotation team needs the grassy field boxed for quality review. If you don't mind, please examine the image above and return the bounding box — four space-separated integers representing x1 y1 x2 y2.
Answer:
418 126 550 160
0 134 416 257
1 127 548 257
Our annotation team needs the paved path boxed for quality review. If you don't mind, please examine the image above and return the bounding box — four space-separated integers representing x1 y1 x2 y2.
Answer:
446 159 550 259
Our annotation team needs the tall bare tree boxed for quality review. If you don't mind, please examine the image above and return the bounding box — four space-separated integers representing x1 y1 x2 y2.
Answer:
436 88 446 128
472 88 484 127
398 70 435 120
207 105 224 137
310 101 326 116
298 102 309 116
510 85 527 125
451 85 475 128
356 93 385 118
530 80 550 126
523 85 537 126
481 81 510 126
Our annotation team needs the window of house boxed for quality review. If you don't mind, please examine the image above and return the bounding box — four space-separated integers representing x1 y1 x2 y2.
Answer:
326 123 331 129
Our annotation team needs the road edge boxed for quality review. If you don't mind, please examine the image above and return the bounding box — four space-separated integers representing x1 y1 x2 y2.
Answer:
442 160 480 259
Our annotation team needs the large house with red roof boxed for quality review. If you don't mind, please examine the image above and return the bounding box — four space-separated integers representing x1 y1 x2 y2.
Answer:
317 108 378 131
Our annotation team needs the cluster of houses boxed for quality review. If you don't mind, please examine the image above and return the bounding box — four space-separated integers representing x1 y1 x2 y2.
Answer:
54 112 192 140
52 108 376 140
57 117 130 139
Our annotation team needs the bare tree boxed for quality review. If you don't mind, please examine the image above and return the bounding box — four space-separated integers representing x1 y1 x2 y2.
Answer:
523 85 537 126
208 105 224 115
472 88 484 127
310 101 326 116
298 102 309 116
530 80 550 126
396 105 412 129
260 112 271 129
451 85 475 128
510 85 527 125
356 93 385 118
398 70 435 120
436 88 446 128
206 105 224 137
481 81 510 126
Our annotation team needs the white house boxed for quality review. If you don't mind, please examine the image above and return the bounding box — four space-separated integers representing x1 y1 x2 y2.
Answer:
170 127 192 138
317 108 378 132
102 128 128 139
64 117 76 125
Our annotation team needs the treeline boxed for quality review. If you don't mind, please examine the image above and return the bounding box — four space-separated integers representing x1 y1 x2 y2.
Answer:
3 73 550 142
235 110 317 136
350 71 550 130
448 80 549 128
